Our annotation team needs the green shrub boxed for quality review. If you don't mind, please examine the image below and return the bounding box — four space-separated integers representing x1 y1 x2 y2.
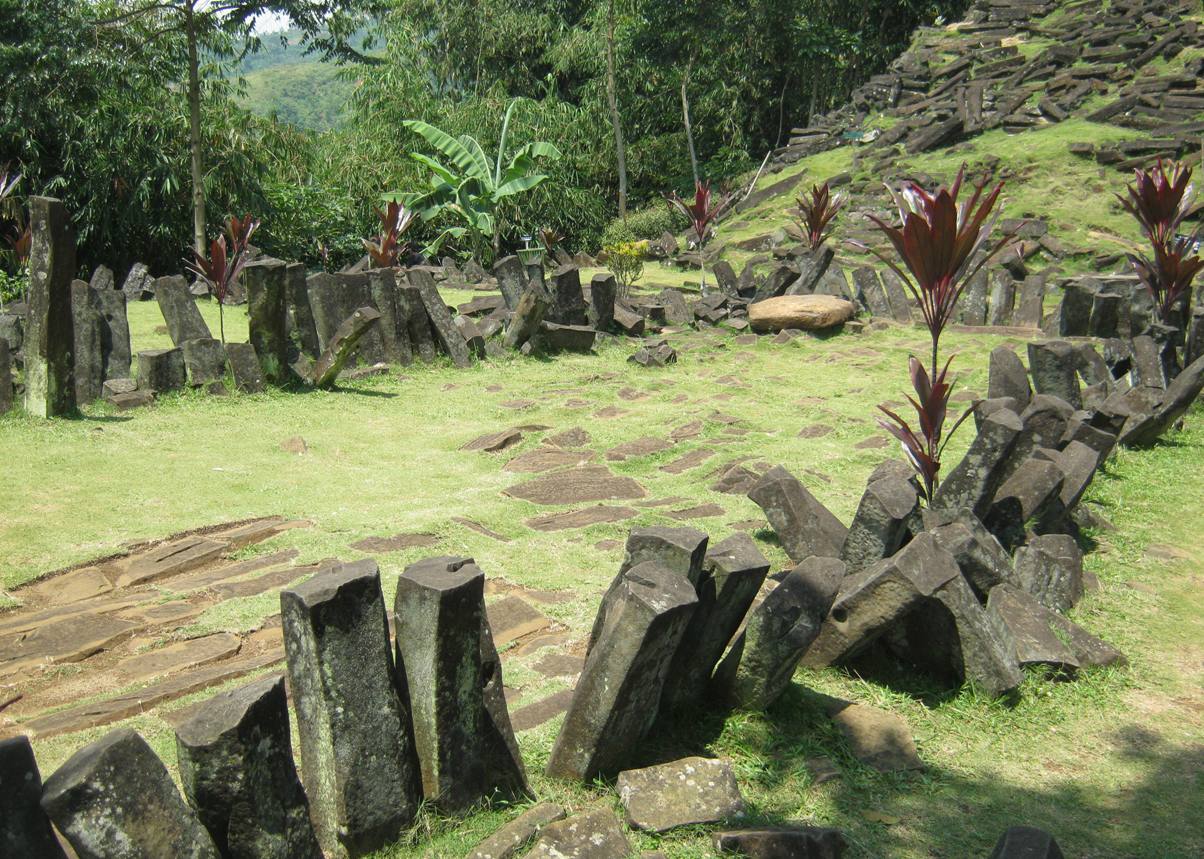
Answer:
257 179 368 270
603 241 644 297
601 204 687 249
0 270 27 306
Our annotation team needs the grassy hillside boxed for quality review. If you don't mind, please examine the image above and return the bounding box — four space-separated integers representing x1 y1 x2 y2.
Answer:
232 28 357 130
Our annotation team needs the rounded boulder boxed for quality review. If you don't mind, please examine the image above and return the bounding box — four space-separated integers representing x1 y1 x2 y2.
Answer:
748 295 856 332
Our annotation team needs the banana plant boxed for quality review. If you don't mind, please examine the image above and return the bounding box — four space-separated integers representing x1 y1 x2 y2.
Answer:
395 99 561 261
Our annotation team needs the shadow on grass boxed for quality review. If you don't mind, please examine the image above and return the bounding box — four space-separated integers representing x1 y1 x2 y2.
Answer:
627 682 1203 858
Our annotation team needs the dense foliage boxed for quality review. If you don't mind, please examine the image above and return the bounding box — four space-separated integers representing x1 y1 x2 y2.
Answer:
1 0 965 274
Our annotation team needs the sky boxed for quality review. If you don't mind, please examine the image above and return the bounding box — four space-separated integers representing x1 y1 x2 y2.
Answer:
253 11 290 34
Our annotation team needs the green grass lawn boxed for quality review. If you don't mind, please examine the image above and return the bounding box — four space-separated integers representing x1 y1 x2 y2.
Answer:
1 297 1201 857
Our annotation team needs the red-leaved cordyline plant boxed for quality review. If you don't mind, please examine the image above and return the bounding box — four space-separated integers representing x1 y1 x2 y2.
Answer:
363 201 415 268
7 226 30 267
1118 160 1202 326
187 214 260 345
666 179 733 293
854 165 1014 504
790 182 846 251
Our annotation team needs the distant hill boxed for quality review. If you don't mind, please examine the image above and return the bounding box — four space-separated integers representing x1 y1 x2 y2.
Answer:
232 28 358 131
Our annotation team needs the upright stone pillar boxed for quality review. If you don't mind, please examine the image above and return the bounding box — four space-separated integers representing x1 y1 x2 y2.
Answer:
587 273 617 331
546 265 588 325
394 556 528 810
546 563 698 781
70 280 104 404
280 560 422 858
285 261 321 359
0 736 67 858
25 196 76 417
41 728 219 859
174 674 323 859
0 339 11 415
493 255 528 310
155 275 212 345
243 259 291 384
368 268 412 365
94 287 131 380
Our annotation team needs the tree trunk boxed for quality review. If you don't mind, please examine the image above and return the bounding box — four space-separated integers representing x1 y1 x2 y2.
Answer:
681 64 699 188
605 0 628 221
186 7 206 255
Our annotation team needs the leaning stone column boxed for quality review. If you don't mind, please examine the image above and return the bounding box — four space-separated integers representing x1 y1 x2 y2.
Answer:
281 560 421 858
25 196 76 417
0 735 67 858
174 673 323 859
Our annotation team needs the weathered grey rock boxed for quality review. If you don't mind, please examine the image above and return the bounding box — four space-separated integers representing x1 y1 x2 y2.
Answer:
660 534 770 711
1074 343 1110 387
1059 279 1097 336
504 281 550 350
804 533 960 669
784 245 835 297
538 322 596 353
1013 275 1046 328
1027 340 1080 408
1120 353 1204 447
41 728 219 859
1014 534 1082 613
1088 291 1123 339
1186 309 1204 368
174 674 322 859
0 311 22 355
455 315 487 358
226 342 266 393
841 475 919 574
987 271 1015 326
998 395 1075 483
478 595 530 801
156 274 212 346
120 261 154 302
493 256 528 310
395 282 437 363
25 196 76 417
713 260 740 298
748 465 848 562
99 376 135 396
137 347 185 394
988 346 1031 406
658 288 693 326
0 736 67 858
307 272 387 365
1042 439 1101 511
182 338 228 388
587 273 617 331
0 339 11 415
613 302 646 336
546 562 698 781
1129 334 1169 389
412 271 473 366
933 408 1022 518
94 286 131 381
312 307 383 389
712 827 847 859
617 756 745 832
852 266 891 318
243 259 291 384
284 262 321 358
986 458 1065 548
368 268 412 365
546 265 588 326
714 556 843 709
989 826 1064 859
880 269 913 323
524 806 629 859
958 269 989 325
393 557 526 810
280 560 421 857
587 526 709 656
629 342 676 366
71 280 104 404
468 802 565 859
986 585 1079 674
927 509 1016 599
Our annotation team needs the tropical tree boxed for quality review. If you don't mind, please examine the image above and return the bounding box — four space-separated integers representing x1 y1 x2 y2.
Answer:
397 98 562 260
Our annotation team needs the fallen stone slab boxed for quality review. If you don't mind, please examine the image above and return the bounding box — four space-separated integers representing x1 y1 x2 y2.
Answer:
986 457 1066 548
629 342 677 367
504 465 646 505
463 427 524 452
606 436 674 461
1014 534 1083 613
311 306 382 389
932 408 1023 519
546 562 697 781
113 632 242 684
989 826 1064 858
986 585 1080 674
0 736 68 858
504 447 594 473
469 802 566 859
617 756 746 832
524 806 630 859
510 688 575 732
486 595 552 646
41 728 220 859
713 556 843 710
281 560 421 857
748 294 855 332
926 510 1017 600
115 535 230 588
137 347 186 394
0 611 143 677
410 269 472 368
712 826 847 859
174 673 323 859
748 465 848 562
1119 353 1204 447
538 322 596 353
821 695 923 772
841 474 919 574
504 282 551 350
526 505 638 532
156 274 212 346
350 532 439 552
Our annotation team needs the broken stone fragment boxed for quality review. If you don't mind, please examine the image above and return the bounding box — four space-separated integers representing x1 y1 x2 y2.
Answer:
748 465 847 562
989 825 1064 859
1013 534 1083 613
468 802 565 859
840 474 919 574
523 806 630 859
0 736 67 858
617 756 745 832
712 826 847 859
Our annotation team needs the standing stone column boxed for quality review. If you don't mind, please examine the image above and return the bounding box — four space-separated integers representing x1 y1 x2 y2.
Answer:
369 268 412 365
25 196 76 417
493 255 528 310
70 280 104 404
546 265 588 325
156 275 212 345
587 273 617 331
285 261 321 359
479 607 530 801
280 560 422 858
41 728 219 859
712 556 843 709
243 259 291 384
174 674 323 859
546 562 698 781
660 533 770 711
408 269 472 368
0 736 67 858
0 339 12 415
394 551 527 809
94 287 131 380
396 282 438 363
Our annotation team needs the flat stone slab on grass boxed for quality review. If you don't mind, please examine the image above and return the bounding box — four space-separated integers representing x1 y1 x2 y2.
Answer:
524 806 630 859
469 802 566 859
26 567 112 604
660 448 717 474
712 826 847 858
510 688 575 732
462 428 524 452
0 613 143 678
526 505 639 532
544 427 592 448
350 533 440 553
486 596 553 646
606 436 674 461
504 448 595 473
533 653 585 677
821 695 923 773
504 465 646 505
667 503 726 520
112 632 242 684
114 536 230 588
617 756 746 832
